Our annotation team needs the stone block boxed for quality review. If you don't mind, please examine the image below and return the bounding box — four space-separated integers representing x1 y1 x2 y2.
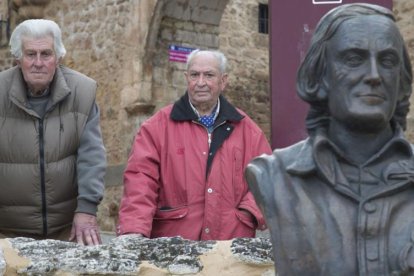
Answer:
0 236 274 275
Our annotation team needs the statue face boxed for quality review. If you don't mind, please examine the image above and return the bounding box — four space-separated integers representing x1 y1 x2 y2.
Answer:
325 15 403 130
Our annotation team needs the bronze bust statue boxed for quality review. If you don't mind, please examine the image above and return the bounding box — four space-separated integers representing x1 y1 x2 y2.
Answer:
245 3 414 275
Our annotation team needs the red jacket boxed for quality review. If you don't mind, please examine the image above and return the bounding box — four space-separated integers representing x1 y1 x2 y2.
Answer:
118 93 271 240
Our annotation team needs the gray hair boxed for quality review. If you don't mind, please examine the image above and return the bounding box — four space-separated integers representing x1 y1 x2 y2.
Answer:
296 3 412 133
9 19 66 60
186 49 228 73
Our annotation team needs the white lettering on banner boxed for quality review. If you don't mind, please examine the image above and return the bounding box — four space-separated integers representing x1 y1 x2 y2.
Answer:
168 45 197 63
312 0 342 4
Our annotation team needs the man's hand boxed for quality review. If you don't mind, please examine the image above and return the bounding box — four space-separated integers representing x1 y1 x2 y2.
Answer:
69 213 101 246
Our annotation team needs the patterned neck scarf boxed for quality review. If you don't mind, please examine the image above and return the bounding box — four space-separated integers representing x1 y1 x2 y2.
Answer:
199 109 217 128
189 98 220 128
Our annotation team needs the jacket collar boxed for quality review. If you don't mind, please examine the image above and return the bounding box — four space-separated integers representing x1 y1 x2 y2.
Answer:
170 92 244 124
9 65 71 111
47 65 71 107
285 138 315 175
286 126 414 201
286 125 413 175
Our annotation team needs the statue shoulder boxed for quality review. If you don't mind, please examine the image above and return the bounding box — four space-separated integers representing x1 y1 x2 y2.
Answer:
246 139 311 180
275 139 311 163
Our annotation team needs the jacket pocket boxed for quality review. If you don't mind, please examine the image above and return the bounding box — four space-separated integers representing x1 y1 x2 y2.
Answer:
232 147 244 200
235 209 255 229
154 206 188 221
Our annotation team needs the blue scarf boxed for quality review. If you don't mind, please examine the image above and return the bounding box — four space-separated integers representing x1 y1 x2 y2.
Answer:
198 105 218 128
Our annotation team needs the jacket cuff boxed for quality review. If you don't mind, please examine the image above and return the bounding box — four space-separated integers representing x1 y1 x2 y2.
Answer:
238 204 267 231
116 224 150 237
76 199 98 215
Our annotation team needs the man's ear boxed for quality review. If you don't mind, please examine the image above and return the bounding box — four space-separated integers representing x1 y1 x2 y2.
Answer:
15 59 21 67
184 71 190 83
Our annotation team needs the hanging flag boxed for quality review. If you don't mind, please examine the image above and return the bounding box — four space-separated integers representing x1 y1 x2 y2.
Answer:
169 45 197 63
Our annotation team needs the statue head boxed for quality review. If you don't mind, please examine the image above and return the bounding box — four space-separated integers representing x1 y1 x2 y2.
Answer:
296 3 412 134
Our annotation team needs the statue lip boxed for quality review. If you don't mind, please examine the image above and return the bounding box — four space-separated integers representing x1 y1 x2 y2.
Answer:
356 93 386 100
355 92 386 105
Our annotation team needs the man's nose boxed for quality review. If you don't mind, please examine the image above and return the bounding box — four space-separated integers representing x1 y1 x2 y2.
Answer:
196 75 206 86
364 57 381 86
33 54 44 66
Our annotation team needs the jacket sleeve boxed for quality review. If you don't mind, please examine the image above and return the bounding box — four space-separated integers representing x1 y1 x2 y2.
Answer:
117 117 161 237
76 103 107 215
238 126 272 231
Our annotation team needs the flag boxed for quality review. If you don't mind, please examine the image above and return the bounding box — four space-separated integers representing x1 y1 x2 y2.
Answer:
169 45 197 63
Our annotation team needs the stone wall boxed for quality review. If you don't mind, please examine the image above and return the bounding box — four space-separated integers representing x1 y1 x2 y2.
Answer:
0 0 15 68
219 0 270 138
394 0 414 141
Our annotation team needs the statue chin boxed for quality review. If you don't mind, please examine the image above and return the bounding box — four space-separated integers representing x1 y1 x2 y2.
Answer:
334 114 389 133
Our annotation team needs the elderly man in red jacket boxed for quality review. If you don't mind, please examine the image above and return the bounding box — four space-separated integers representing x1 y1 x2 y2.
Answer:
117 49 271 240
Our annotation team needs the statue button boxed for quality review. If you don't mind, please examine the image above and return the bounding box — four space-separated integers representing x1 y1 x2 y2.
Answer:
364 202 377 213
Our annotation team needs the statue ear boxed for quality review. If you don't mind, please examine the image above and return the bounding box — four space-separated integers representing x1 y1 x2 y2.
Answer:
316 77 329 101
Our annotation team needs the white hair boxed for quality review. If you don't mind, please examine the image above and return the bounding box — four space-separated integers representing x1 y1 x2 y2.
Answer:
9 19 66 59
186 49 228 73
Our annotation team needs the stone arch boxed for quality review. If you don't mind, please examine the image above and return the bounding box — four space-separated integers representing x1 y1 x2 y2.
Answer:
127 0 229 117
10 0 52 25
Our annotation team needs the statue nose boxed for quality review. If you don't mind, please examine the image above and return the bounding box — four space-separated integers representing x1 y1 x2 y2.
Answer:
364 58 381 86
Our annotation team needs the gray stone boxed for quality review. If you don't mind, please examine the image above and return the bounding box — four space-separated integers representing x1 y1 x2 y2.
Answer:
231 238 273 265
9 235 215 275
7 235 273 275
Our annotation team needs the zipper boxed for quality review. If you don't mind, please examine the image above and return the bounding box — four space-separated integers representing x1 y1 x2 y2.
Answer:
193 120 226 148
36 99 68 237
38 118 48 236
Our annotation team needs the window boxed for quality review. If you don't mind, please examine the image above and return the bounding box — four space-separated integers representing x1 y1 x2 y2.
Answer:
258 3 268 34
